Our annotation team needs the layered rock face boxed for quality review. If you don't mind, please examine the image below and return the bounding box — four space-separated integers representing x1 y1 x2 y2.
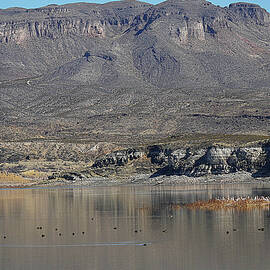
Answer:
0 2 151 44
92 142 270 177
93 148 144 167
229 3 270 25
0 19 105 44
168 145 268 176
148 0 230 44
1 0 270 85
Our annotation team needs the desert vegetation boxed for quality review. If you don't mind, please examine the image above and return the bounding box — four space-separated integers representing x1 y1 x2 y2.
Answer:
185 197 270 210
0 172 30 184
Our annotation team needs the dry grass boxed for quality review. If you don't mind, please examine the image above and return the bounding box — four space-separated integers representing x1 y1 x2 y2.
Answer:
0 172 30 184
185 197 270 210
20 170 47 179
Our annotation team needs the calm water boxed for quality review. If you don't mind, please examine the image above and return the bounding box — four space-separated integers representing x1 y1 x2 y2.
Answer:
1 183 270 270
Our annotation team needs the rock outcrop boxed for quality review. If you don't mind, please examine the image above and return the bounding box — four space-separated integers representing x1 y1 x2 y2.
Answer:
93 148 144 167
92 142 270 178
1 139 270 180
168 145 269 176
0 1 152 44
229 3 270 25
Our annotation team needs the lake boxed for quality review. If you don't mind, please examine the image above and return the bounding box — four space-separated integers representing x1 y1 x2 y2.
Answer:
1 183 270 270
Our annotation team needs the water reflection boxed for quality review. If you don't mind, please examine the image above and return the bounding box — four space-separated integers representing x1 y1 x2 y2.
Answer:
0 183 270 270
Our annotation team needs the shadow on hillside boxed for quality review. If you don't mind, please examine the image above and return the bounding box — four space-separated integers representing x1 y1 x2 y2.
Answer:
150 166 177 178
252 143 270 178
252 169 270 178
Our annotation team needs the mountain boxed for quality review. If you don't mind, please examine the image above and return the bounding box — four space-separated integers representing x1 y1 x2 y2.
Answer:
1 0 270 144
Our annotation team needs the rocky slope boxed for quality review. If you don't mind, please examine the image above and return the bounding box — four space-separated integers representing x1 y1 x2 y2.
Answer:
1 135 270 181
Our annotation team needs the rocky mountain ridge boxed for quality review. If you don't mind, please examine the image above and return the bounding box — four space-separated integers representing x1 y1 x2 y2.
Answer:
1 1 269 45
1 0 270 86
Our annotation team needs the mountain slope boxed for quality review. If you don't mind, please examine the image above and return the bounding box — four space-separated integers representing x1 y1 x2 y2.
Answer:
1 0 270 143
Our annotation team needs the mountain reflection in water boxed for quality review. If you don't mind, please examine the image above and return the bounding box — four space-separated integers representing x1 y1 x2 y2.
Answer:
1 183 270 270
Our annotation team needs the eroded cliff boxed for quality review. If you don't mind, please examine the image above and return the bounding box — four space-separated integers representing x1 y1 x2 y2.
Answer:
92 141 270 178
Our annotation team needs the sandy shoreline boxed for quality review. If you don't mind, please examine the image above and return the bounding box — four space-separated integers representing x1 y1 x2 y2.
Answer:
1 172 270 189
